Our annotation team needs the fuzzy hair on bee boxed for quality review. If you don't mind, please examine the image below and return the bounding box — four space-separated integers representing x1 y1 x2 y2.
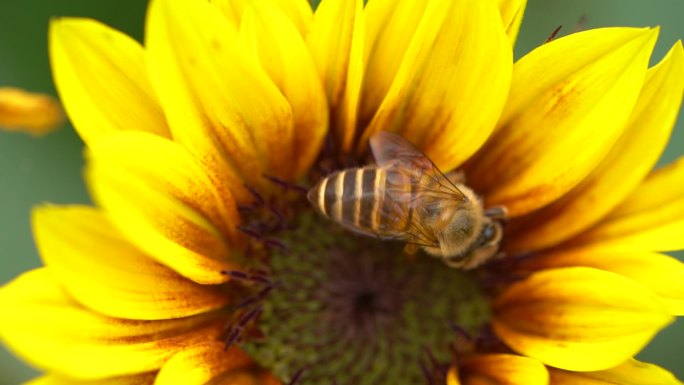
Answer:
308 131 506 269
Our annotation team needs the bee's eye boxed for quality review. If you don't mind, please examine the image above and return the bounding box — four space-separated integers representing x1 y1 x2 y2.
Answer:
482 224 495 240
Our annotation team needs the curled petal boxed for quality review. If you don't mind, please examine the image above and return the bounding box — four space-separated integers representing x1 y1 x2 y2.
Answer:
49 18 170 143
146 0 294 197
497 0 527 45
87 132 242 285
211 0 313 37
0 269 226 379
240 2 328 177
492 267 673 371
360 0 512 171
32 205 233 320
470 28 658 216
522 247 684 316
27 373 156 385
0 87 63 135
460 354 549 385
307 0 364 152
548 359 683 385
506 41 684 252
154 342 254 385
566 156 684 253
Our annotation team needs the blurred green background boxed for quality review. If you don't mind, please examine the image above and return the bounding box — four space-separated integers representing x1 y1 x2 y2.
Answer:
0 0 682 383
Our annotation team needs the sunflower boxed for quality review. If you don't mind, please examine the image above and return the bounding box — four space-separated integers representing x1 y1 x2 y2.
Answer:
1 0 683 384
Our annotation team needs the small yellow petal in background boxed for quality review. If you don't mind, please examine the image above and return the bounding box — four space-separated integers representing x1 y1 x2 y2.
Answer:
566 156 684 253
506 41 684 252
154 342 253 385
146 0 294 197
548 359 683 385
0 87 63 135
87 132 242 285
497 0 527 45
522 247 684 315
0 269 226 379
32 205 233 320
307 0 363 152
492 267 672 371
469 28 658 217
240 2 328 177
49 18 170 143
460 354 549 385
360 0 512 172
27 373 156 385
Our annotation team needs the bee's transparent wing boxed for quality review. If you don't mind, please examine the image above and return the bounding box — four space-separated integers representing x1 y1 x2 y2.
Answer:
369 131 469 248
370 131 466 200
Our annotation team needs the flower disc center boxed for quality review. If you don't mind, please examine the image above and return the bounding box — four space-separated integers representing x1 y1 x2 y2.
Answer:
243 212 490 385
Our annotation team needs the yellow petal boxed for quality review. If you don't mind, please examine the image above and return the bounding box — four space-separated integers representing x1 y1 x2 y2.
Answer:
0 269 226 379
0 87 63 135
240 3 328 177
146 0 294 196
461 354 549 385
522 247 684 316
32 205 233 320
497 0 527 45
27 373 156 385
211 0 313 37
359 0 512 171
469 28 658 216
86 131 242 285
492 267 673 371
307 0 364 152
566 156 684 253
49 18 170 144
506 41 684 252
154 342 254 385
548 359 683 385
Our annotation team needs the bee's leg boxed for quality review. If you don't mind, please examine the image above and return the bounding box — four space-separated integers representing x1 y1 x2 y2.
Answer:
458 244 500 270
445 170 466 184
484 205 508 220
404 243 420 255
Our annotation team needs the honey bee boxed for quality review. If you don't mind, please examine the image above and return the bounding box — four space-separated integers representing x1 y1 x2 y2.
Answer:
308 131 507 269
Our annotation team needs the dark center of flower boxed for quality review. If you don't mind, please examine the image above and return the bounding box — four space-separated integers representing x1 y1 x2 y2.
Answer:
239 210 490 385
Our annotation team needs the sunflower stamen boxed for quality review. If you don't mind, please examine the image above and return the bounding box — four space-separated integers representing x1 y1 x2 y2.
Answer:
224 305 264 350
545 25 563 43
287 367 306 385
236 285 275 310
262 174 309 194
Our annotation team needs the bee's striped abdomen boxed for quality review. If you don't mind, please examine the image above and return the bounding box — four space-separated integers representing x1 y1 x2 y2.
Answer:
307 167 410 238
